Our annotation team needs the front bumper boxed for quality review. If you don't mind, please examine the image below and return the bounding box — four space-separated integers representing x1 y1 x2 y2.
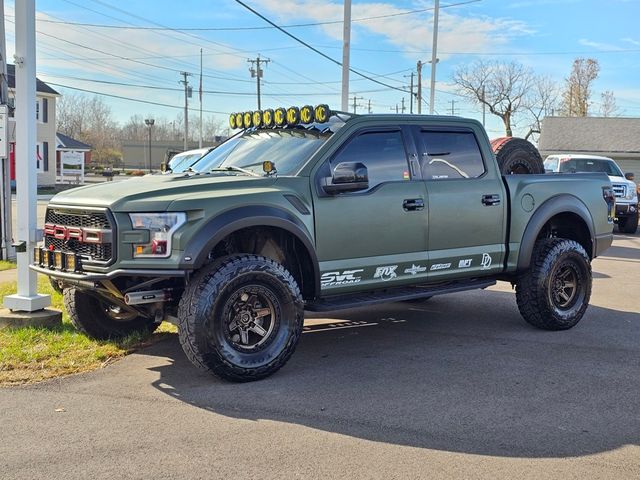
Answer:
30 263 186 284
616 203 638 217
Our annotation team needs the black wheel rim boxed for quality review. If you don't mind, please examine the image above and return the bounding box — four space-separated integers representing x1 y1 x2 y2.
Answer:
550 263 579 310
222 285 278 352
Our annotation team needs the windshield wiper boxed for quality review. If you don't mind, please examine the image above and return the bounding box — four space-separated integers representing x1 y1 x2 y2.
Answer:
209 166 259 177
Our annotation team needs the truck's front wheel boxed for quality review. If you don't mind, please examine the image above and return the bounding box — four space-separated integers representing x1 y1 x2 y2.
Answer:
63 288 160 340
515 238 591 330
178 255 304 382
618 214 638 234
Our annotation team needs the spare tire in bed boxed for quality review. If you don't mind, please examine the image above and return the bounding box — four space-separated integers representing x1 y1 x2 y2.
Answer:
491 137 544 175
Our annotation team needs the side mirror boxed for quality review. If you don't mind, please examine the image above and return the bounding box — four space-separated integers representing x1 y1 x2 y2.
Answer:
322 162 369 194
625 172 635 181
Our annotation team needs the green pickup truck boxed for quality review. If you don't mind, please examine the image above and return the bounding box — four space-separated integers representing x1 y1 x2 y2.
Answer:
32 106 615 381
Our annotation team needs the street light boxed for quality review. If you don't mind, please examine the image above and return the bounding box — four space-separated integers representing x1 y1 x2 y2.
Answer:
144 118 154 172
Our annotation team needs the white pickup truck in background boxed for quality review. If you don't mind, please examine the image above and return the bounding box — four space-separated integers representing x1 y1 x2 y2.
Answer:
544 154 638 234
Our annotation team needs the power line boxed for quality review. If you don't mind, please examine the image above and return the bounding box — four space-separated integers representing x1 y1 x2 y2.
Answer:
24 1 481 31
46 81 231 114
232 0 408 95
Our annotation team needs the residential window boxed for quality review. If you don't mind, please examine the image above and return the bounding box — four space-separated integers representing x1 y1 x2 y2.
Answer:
36 142 44 172
420 130 485 180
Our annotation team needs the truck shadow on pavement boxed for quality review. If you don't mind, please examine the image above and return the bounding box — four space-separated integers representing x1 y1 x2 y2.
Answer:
147 289 640 458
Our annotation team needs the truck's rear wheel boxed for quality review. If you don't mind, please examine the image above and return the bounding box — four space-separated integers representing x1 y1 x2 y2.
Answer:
491 137 544 175
515 238 591 330
63 288 159 340
177 255 304 382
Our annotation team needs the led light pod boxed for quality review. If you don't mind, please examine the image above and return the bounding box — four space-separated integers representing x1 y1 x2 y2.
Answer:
286 107 300 126
235 113 243 129
262 109 274 127
243 112 253 129
252 110 263 128
274 107 286 126
314 104 330 123
229 113 237 129
300 105 314 124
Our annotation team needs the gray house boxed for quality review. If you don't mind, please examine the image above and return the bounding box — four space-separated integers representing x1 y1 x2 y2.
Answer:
539 117 640 176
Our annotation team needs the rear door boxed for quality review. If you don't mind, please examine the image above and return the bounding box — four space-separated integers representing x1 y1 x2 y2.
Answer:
414 127 506 280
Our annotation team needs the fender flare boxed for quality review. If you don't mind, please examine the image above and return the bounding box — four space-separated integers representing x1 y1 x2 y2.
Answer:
179 205 320 295
517 194 595 270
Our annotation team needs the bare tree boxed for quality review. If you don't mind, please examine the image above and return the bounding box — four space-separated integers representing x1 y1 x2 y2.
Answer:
524 75 560 141
452 60 534 137
599 90 619 117
57 92 119 165
560 58 600 116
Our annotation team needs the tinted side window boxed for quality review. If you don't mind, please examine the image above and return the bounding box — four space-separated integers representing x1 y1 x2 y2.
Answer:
331 130 409 189
421 131 485 180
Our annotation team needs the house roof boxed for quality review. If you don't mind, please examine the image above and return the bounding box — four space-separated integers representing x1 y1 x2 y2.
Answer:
539 117 640 154
7 64 59 95
57 132 92 150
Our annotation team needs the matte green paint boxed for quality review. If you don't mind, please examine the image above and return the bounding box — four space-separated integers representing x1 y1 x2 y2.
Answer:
42 114 613 295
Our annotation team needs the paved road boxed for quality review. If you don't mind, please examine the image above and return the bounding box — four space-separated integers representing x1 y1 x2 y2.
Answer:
1 233 639 479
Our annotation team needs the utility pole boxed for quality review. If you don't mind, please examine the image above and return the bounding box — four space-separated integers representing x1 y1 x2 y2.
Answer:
405 72 414 114
450 99 456 116
179 72 192 151
352 95 363 114
416 61 422 114
391 104 399 114
341 0 352 112
401 97 406 114
429 0 440 115
248 55 270 110
367 99 372 114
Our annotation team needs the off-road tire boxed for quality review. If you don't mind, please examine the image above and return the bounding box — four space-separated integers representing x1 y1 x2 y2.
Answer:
618 214 638 234
177 255 304 382
63 287 159 340
491 137 544 175
516 238 591 330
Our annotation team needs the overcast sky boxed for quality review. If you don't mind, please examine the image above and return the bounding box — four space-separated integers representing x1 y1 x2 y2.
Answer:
5 0 640 137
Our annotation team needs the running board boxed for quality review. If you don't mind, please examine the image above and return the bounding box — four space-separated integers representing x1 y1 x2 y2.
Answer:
305 279 496 312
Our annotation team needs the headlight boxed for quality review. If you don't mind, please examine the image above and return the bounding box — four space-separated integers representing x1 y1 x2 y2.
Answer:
129 213 186 258
626 186 637 201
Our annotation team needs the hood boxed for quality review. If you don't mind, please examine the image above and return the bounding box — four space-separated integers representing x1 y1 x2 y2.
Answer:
49 173 278 212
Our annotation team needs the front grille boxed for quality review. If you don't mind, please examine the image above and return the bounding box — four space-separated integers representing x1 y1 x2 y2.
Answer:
43 208 114 264
612 183 627 198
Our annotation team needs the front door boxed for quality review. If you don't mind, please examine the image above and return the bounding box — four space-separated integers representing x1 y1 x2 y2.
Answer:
313 128 428 294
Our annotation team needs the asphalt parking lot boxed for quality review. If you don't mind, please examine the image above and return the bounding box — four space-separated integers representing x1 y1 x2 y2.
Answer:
1 231 639 479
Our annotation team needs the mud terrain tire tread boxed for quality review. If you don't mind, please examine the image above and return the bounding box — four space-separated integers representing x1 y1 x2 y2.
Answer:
492 137 545 175
177 255 304 382
516 238 591 331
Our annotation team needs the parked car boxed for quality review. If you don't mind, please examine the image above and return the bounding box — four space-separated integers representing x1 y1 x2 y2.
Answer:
544 154 638 233
166 147 214 173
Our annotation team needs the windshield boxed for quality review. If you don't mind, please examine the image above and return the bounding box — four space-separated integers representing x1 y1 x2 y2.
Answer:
169 153 205 173
558 158 624 177
191 128 331 175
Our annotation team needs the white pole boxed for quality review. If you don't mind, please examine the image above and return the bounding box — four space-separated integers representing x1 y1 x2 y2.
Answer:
341 0 351 112
429 0 439 115
199 48 203 149
0 0 13 261
4 0 50 311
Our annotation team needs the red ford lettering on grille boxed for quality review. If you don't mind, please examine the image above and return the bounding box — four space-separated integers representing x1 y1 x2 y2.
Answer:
44 223 104 244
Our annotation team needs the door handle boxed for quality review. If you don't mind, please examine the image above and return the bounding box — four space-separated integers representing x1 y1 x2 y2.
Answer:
403 198 425 211
482 194 501 206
